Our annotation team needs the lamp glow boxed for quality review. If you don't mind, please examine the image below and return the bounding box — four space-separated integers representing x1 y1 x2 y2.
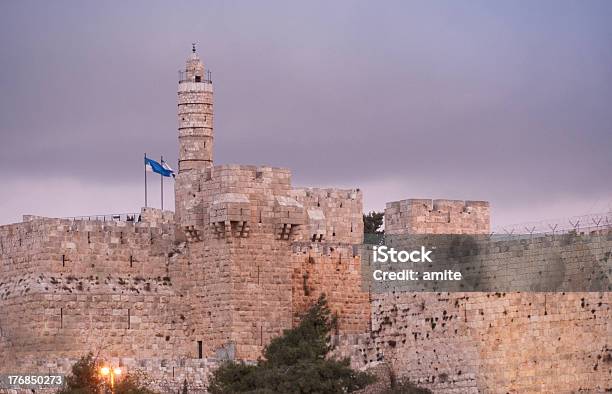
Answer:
100 366 110 376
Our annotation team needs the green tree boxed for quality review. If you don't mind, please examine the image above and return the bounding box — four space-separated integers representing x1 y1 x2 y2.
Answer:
363 211 384 234
58 353 157 394
208 295 375 394
57 353 104 394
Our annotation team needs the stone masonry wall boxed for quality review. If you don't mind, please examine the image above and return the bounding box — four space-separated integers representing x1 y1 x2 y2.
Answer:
289 187 369 334
291 243 370 334
341 291 610 394
0 211 203 388
181 165 295 360
385 199 490 235
371 231 611 293
335 228 612 393
291 188 364 244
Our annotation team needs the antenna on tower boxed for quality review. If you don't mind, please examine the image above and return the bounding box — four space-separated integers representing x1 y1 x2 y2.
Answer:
192 43 196 53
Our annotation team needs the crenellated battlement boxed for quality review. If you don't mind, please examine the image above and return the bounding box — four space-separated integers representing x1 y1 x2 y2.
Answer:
291 187 363 244
385 198 490 235
0 208 177 281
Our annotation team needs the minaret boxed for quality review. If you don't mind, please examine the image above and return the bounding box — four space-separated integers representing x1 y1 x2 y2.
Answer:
177 44 213 172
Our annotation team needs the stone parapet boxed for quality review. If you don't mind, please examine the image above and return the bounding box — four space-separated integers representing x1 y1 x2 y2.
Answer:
385 198 490 235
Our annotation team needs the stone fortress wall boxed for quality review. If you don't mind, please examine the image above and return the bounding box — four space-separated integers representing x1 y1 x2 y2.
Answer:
334 199 611 393
0 211 185 346
356 291 610 393
0 47 610 393
385 199 490 235
0 174 370 391
0 210 213 390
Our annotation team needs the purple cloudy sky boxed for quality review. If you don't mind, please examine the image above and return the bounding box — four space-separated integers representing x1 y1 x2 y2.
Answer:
0 0 611 228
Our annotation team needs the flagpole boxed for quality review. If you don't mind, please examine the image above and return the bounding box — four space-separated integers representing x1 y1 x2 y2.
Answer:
144 153 148 208
160 155 164 211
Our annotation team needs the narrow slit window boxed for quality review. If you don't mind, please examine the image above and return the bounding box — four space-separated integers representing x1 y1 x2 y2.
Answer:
197 341 203 359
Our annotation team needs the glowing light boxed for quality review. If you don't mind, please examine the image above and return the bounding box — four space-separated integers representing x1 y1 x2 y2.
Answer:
113 367 122 375
100 367 110 376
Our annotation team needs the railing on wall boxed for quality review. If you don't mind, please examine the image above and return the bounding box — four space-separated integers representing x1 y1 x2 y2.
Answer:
63 213 141 222
178 69 212 84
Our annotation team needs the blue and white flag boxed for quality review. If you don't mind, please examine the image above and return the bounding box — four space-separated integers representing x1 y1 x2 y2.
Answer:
145 156 174 178
161 160 176 178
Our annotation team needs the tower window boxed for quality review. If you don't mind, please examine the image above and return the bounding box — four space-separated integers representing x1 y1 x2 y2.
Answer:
195 76 202 82
197 341 203 359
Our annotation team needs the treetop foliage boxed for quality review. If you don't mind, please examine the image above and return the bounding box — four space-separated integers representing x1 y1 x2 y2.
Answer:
363 211 384 234
58 352 157 394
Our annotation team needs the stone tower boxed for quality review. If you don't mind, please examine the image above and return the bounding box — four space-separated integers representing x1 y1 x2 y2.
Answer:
178 44 213 172
175 45 214 228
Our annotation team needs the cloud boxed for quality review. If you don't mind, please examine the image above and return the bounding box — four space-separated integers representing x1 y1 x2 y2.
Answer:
0 0 611 226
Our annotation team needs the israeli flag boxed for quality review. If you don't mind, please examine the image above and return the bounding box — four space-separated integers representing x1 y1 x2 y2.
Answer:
162 160 176 178
145 156 174 178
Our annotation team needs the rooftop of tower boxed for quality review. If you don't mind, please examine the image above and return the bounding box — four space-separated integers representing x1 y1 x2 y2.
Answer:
179 44 212 84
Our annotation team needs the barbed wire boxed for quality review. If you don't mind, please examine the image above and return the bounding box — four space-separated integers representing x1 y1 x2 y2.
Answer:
491 211 612 237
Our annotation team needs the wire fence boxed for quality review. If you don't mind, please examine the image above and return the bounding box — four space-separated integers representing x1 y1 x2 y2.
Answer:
364 211 612 244
491 211 612 238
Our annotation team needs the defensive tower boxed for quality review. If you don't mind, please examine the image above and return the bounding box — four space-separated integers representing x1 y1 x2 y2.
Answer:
175 45 214 229
177 44 214 171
